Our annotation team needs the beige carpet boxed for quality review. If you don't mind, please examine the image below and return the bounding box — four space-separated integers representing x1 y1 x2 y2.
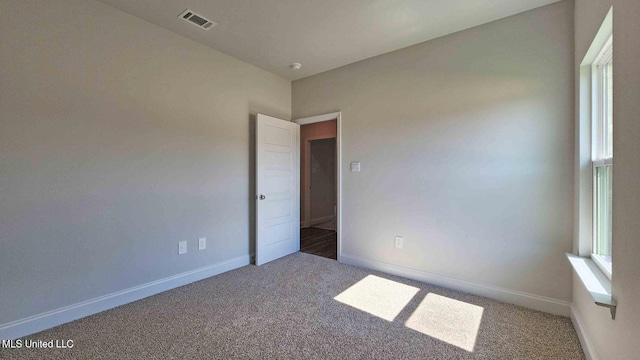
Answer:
2 253 584 359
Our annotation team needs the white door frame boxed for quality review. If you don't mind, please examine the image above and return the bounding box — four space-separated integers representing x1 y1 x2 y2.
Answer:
294 112 342 262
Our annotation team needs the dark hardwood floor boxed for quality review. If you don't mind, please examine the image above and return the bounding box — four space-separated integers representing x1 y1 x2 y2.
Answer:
300 227 337 260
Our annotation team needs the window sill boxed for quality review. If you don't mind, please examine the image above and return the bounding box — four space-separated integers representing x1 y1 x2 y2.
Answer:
566 253 616 319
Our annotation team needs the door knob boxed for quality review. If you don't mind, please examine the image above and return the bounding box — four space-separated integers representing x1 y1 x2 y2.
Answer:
259 195 266 200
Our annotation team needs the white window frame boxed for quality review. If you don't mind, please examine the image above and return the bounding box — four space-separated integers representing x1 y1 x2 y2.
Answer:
590 35 613 279
570 7 615 320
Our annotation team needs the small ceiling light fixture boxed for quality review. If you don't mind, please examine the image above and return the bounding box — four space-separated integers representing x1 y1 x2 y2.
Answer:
290 63 302 70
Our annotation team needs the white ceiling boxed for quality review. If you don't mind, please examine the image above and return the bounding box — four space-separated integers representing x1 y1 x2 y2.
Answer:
98 0 561 80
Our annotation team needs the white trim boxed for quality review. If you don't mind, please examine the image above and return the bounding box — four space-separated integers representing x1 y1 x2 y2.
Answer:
340 253 571 316
566 253 613 306
571 305 599 360
294 112 342 262
295 112 341 126
591 253 612 280
576 64 594 256
309 215 335 226
0 255 249 340
580 8 613 66
592 158 613 167
593 35 613 69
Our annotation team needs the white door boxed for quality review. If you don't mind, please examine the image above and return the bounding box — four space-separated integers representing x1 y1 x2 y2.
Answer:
256 114 300 266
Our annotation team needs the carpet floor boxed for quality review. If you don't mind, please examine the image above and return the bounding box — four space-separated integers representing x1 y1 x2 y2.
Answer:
2 252 584 359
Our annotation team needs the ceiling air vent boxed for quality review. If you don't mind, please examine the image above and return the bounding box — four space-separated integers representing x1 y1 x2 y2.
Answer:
179 9 217 30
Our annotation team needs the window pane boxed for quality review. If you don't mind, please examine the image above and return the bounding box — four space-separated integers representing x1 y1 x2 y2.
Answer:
605 61 613 157
594 165 612 263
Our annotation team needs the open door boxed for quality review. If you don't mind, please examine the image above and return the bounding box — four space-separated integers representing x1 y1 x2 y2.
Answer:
255 114 300 266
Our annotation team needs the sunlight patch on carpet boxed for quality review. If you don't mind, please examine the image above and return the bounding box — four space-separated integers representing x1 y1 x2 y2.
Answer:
405 293 484 352
333 275 419 321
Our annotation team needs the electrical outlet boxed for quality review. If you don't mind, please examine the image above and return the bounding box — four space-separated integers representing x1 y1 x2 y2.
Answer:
395 236 404 249
178 241 187 255
198 237 206 250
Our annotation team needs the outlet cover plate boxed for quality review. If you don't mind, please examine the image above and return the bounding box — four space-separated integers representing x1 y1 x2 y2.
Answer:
178 241 187 255
198 237 206 250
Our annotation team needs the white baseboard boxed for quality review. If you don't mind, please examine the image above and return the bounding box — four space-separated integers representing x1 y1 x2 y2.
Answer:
310 215 334 226
0 255 250 340
340 254 571 317
570 305 598 360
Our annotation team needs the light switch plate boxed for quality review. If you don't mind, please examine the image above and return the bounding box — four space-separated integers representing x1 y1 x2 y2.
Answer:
395 236 403 249
350 161 361 172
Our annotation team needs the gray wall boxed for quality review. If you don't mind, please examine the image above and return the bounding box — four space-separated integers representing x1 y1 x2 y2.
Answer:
573 0 640 358
293 2 574 302
0 0 290 324
310 138 336 222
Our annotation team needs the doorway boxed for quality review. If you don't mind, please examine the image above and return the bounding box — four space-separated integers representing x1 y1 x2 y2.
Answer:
309 138 336 230
295 113 341 261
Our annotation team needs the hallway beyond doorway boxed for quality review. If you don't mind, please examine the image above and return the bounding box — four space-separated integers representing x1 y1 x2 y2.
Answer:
300 227 337 260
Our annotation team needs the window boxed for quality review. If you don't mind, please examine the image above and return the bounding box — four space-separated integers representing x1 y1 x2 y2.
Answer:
591 35 613 278
570 7 614 317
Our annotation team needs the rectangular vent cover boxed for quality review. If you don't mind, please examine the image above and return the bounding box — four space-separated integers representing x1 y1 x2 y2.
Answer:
179 9 217 30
